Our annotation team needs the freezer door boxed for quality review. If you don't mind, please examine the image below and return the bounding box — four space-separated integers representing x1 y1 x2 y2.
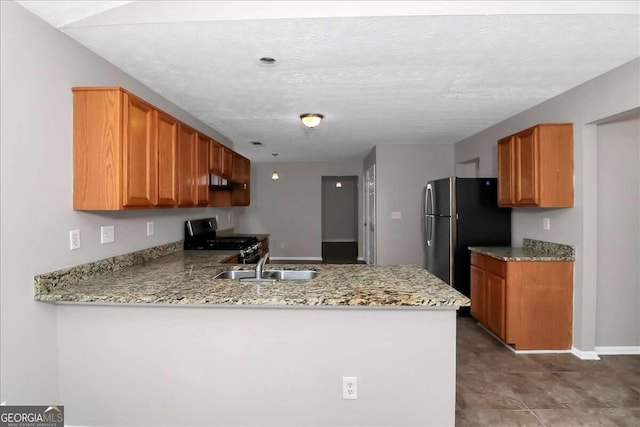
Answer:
427 177 454 216
425 215 454 285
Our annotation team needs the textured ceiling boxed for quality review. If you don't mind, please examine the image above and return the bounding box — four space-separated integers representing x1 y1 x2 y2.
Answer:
16 1 640 163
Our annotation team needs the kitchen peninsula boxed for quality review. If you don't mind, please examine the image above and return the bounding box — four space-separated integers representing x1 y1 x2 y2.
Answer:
35 242 469 427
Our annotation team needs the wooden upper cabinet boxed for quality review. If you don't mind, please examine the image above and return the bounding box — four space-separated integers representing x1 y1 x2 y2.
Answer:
497 137 515 205
74 87 167 210
73 87 250 210
156 110 179 206
221 147 233 180
232 153 250 184
209 139 223 175
196 134 210 206
497 123 573 208
177 123 197 206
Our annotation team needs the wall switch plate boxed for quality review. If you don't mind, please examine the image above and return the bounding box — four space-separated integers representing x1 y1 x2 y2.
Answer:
343 376 357 400
543 218 550 230
69 230 81 250
101 225 115 244
146 221 154 237
391 211 402 219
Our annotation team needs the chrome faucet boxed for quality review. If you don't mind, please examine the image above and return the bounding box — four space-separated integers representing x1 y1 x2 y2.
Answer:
255 252 269 279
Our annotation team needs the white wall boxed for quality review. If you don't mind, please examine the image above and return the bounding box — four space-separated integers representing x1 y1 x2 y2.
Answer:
454 58 640 352
595 113 639 347
322 176 359 242
56 305 457 427
0 1 235 404
374 144 455 265
234 161 363 259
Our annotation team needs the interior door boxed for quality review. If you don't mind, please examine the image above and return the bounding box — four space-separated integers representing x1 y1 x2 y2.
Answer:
364 164 376 264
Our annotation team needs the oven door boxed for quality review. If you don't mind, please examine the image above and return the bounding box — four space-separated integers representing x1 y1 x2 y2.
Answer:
240 251 260 264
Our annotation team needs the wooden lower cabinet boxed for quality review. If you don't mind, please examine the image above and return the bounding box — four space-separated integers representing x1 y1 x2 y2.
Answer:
470 252 573 350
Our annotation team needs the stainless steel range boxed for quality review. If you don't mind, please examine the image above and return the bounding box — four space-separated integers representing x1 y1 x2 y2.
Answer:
184 218 261 263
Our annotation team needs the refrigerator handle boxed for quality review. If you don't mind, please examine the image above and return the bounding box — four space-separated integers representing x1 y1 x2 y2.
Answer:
426 215 433 246
426 183 433 215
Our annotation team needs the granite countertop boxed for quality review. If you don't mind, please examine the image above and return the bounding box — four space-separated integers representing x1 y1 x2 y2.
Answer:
469 238 575 262
34 247 469 308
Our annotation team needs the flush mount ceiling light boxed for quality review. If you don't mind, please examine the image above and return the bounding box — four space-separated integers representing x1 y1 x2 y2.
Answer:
300 113 324 129
271 153 279 180
335 181 343 188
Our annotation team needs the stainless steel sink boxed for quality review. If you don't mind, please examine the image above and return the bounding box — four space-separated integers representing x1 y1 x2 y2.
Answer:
263 270 317 280
213 270 257 280
213 269 317 281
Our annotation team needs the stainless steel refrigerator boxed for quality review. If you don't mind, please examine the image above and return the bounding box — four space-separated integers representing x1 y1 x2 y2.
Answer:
424 177 511 297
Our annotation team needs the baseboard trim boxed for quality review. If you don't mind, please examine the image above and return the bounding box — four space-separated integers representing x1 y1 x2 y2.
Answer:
571 347 601 360
357 256 365 262
595 346 640 355
270 256 323 261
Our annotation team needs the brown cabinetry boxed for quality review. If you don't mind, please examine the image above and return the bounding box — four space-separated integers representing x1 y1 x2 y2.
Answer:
156 111 179 206
74 88 166 210
73 87 250 210
195 134 210 206
177 123 198 206
497 123 573 208
470 252 573 350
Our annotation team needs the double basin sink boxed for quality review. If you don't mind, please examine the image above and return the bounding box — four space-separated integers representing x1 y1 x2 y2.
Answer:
214 269 317 282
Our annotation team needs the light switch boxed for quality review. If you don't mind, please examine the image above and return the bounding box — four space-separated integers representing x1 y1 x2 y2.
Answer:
391 211 402 219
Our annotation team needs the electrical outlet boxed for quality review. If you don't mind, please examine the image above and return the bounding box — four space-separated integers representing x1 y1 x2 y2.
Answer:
227 212 232 222
146 221 154 237
69 230 81 250
543 218 550 230
101 225 115 244
343 376 357 400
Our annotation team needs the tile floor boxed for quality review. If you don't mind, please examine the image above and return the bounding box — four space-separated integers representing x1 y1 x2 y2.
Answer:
456 317 640 426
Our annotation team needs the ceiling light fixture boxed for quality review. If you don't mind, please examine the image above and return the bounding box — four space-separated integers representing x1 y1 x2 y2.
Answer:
259 56 276 65
335 181 342 188
271 153 279 180
300 113 324 129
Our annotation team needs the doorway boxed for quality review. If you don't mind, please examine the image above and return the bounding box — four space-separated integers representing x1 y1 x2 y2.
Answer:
321 176 359 263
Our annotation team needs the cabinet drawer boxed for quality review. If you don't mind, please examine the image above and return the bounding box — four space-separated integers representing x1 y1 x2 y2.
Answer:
484 256 506 277
471 252 485 268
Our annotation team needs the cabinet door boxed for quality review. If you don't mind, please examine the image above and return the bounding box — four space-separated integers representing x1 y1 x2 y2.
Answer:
221 147 233 180
232 154 250 183
497 137 514 206
156 111 178 206
514 127 540 205
196 134 210 206
177 123 197 206
122 93 156 207
470 265 487 324
209 139 223 175
486 272 506 339
231 182 250 206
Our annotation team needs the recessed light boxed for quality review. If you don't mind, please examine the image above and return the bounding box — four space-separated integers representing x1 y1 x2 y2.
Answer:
249 141 263 146
258 56 277 66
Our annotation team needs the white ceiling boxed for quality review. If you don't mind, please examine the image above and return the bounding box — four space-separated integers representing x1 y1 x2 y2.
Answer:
17 1 640 163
